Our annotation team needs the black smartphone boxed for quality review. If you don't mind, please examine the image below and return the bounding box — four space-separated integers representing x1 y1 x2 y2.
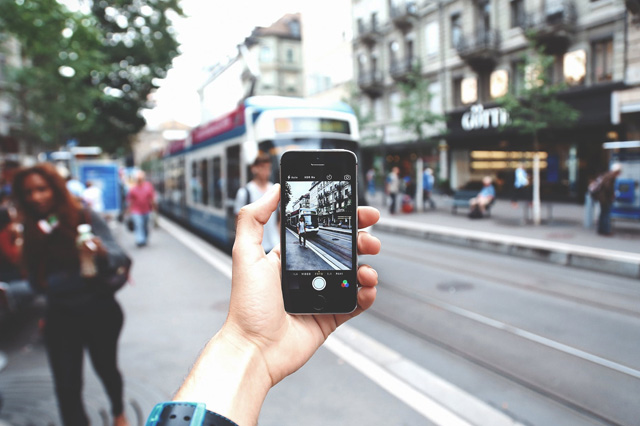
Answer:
280 150 358 314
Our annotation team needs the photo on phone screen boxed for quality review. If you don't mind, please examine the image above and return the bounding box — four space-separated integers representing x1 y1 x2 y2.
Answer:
280 150 358 314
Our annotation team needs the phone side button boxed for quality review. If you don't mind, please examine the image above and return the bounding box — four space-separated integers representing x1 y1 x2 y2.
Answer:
313 295 326 311
312 277 326 291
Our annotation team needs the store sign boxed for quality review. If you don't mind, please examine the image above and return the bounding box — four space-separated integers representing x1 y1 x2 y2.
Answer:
461 104 510 131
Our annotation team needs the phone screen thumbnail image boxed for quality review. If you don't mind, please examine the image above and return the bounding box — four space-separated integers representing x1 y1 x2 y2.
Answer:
283 179 355 272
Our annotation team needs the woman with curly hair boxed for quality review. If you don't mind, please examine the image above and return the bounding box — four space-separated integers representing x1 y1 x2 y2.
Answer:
12 163 129 426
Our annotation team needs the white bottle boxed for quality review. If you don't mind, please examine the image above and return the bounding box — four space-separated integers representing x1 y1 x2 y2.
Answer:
77 224 98 278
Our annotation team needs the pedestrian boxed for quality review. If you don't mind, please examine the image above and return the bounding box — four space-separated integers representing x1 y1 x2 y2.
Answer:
590 163 622 236
297 216 306 247
82 180 104 213
234 153 279 252
148 185 381 426
126 170 156 247
65 175 85 200
11 163 130 426
386 167 400 215
366 168 376 197
422 167 436 210
469 176 496 217
511 163 529 208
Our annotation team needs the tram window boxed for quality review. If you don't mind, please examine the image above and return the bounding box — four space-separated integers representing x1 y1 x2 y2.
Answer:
212 156 223 208
200 159 209 205
226 145 241 200
191 160 201 204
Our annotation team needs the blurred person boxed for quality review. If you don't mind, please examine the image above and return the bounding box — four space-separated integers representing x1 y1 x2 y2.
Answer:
153 185 381 426
82 181 104 213
511 163 529 207
422 167 436 210
385 167 400 215
234 154 278 252
591 163 623 236
297 216 306 247
469 176 496 217
0 199 22 282
126 171 156 247
366 167 376 197
12 163 130 426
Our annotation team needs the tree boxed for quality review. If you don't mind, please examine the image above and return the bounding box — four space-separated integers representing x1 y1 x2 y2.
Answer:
497 40 579 224
397 62 446 210
283 182 293 212
0 0 183 154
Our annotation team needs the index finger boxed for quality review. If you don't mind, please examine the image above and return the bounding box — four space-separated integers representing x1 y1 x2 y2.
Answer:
358 206 380 229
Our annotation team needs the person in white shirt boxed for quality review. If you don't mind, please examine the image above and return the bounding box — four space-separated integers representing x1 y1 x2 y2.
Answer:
234 154 279 252
297 216 306 247
83 181 104 213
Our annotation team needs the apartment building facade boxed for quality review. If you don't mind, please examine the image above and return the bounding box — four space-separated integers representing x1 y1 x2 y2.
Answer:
352 0 639 199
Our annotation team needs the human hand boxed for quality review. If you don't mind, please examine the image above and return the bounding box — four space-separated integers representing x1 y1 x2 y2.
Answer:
174 184 381 425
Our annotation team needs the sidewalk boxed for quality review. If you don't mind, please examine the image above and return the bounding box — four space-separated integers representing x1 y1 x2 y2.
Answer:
368 192 640 278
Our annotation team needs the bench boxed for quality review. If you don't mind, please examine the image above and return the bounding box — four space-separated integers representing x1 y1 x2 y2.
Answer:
451 190 495 217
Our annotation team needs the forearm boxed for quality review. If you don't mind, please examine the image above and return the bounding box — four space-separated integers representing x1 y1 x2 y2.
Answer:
173 327 272 426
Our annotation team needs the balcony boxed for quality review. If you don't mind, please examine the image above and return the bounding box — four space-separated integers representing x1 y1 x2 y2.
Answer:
456 29 501 71
390 57 415 81
390 2 418 32
524 0 576 54
357 70 384 98
357 20 382 47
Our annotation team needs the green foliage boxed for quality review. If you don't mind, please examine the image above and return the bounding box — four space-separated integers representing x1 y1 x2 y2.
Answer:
284 182 292 211
398 61 446 144
496 41 579 142
0 0 183 153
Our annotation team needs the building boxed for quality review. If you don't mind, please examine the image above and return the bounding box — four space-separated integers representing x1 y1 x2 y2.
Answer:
0 36 23 160
352 0 639 200
244 13 303 97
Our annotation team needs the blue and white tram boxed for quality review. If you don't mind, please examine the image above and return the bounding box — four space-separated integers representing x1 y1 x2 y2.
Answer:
286 208 319 236
157 96 360 250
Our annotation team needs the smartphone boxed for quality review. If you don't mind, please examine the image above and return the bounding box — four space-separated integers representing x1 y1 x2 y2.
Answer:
280 150 358 314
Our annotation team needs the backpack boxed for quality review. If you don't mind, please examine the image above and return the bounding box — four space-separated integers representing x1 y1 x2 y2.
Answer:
588 175 605 200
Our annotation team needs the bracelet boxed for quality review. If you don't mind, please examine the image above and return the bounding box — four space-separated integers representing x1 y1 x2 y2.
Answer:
145 402 238 426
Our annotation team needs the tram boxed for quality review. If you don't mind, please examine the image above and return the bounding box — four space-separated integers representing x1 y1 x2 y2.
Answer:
286 208 319 236
155 96 360 249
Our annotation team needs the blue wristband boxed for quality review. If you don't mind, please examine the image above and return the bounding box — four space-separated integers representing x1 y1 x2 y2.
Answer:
145 402 238 426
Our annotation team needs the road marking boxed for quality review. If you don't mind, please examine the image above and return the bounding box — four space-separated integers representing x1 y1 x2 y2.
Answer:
419 294 640 380
286 228 348 270
159 216 523 426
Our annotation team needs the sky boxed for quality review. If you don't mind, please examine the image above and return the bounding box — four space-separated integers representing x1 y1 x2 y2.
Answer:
143 0 301 129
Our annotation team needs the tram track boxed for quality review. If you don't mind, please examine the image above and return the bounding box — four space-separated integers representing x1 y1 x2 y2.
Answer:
368 281 637 426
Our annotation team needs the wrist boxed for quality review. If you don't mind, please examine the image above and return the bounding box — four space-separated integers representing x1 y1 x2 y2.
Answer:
173 327 272 426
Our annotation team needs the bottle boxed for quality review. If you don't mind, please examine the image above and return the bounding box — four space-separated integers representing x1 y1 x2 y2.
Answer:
77 224 98 278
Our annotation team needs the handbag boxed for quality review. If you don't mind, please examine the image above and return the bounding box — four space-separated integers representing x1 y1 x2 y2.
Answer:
126 216 135 232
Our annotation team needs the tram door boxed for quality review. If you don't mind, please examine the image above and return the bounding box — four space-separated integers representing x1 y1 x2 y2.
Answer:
226 145 241 241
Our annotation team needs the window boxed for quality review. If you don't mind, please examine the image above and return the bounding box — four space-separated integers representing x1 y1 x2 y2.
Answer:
226 145 241 201
286 48 294 63
453 76 464 107
191 161 201 204
429 81 442 114
212 157 222 208
390 91 402 120
389 41 399 67
288 20 300 38
425 22 439 56
510 60 525 95
450 13 462 48
200 159 209 206
510 0 525 28
592 39 613 83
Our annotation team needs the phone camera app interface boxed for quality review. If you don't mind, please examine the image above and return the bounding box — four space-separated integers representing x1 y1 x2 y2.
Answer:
284 178 354 272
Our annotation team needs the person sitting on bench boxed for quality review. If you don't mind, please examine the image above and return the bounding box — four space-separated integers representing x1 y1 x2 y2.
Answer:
469 176 495 217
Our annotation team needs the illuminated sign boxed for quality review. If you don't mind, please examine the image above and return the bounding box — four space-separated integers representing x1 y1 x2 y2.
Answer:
470 151 548 170
274 118 351 135
461 104 510 131
461 77 478 104
490 70 509 98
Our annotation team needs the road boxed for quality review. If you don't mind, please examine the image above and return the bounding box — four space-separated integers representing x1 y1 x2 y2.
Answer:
284 227 353 270
0 221 638 425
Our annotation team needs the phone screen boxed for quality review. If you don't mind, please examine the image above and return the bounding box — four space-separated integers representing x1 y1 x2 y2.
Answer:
280 150 358 314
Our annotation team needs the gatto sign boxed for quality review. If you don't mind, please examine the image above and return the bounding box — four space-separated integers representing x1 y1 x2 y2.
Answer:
461 104 510 131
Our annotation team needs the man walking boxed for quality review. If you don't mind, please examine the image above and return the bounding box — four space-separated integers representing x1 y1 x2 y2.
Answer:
127 171 156 247
386 167 400 215
592 163 622 236
297 216 306 247
422 168 436 210
234 153 279 252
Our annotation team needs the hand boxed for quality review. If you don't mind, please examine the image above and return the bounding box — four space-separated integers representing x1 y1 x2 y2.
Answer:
174 184 381 425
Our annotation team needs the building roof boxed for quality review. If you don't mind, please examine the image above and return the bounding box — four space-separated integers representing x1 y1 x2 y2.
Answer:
249 13 301 40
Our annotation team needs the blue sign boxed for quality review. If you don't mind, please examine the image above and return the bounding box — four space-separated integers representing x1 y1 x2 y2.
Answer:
78 162 121 213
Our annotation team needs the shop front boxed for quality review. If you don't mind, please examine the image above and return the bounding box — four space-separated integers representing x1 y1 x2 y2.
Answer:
445 83 626 202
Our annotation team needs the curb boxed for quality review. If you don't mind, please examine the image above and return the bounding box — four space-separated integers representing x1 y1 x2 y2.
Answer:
374 218 640 279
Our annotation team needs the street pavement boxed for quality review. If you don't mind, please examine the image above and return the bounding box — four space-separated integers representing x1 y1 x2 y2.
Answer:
368 192 640 278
